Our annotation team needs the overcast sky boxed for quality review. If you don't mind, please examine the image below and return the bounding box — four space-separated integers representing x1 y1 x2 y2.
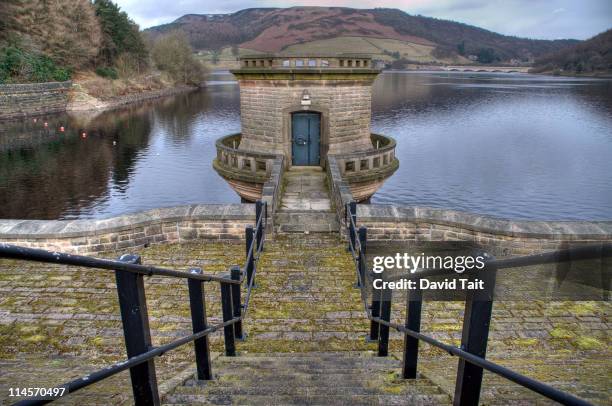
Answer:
114 0 612 40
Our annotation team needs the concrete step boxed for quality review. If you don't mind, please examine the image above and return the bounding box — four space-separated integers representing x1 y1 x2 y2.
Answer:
288 166 324 172
164 393 451 405
162 353 451 405
173 383 443 396
274 211 339 233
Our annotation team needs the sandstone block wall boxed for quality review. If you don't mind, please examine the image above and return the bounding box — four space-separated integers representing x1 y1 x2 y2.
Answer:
0 204 255 255
357 205 612 256
238 80 373 156
0 81 71 119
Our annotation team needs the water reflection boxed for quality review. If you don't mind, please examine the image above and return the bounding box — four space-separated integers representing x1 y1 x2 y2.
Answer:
0 84 240 219
371 72 612 220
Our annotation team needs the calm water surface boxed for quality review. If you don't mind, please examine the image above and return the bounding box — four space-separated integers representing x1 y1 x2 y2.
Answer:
0 71 610 220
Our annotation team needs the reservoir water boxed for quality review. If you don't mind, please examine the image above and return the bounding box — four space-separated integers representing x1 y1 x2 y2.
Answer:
1 71 610 220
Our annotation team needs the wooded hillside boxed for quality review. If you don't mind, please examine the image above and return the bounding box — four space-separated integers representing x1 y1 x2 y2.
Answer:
531 29 612 75
0 0 204 85
146 7 579 64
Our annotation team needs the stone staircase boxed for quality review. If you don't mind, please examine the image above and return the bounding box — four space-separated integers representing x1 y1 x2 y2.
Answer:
161 234 452 405
275 166 339 234
163 352 451 405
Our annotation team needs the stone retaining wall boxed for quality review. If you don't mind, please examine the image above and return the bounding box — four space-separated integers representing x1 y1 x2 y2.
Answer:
357 205 612 256
0 81 71 119
0 204 254 255
326 156 612 255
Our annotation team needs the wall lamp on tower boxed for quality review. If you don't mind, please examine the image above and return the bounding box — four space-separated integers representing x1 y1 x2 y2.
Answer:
301 89 311 110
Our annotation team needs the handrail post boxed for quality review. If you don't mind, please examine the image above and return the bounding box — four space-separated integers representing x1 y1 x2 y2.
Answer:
115 254 160 406
347 201 357 251
255 200 264 252
378 284 392 356
368 288 381 342
402 283 422 379
220 280 236 356
264 200 268 231
454 253 497 406
231 266 244 340
245 225 255 287
357 226 367 287
187 268 212 380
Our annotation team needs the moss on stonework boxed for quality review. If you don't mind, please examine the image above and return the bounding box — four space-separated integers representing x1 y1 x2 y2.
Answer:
550 327 575 339
0 235 611 404
573 336 604 350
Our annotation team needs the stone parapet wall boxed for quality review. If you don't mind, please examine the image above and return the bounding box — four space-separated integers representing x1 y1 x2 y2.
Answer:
0 204 254 255
0 81 72 119
357 205 612 256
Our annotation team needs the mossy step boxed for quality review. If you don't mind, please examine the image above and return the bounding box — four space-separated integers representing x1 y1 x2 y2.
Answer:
211 358 401 369
173 383 443 396
164 393 451 405
210 362 401 372
214 351 392 358
205 374 393 386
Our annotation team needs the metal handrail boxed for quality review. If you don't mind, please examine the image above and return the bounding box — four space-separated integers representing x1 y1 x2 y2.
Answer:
14 317 241 406
241 201 266 319
368 315 591 406
344 201 600 406
2 200 269 405
0 243 240 284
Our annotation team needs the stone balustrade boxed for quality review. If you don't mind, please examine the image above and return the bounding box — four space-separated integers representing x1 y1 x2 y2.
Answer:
330 133 399 201
334 133 397 175
214 133 280 181
213 133 284 202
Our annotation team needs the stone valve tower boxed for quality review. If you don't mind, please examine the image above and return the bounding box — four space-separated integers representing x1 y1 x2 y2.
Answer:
213 53 398 202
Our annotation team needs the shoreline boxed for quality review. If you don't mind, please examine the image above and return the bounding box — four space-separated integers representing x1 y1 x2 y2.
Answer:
66 83 200 114
0 81 202 122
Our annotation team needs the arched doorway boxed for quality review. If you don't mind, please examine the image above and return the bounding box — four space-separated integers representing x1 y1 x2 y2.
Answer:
291 112 321 166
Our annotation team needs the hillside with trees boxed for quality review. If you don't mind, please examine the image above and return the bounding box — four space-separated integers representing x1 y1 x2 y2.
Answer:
0 0 205 88
531 29 612 75
146 7 579 65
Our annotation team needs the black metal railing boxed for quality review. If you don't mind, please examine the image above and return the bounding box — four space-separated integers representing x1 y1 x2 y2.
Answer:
0 200 267 406
345 201 609 406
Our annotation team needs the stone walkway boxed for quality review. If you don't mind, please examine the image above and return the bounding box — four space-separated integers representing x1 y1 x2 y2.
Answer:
0 235 609 404
279 167 331 211
275 166 339 233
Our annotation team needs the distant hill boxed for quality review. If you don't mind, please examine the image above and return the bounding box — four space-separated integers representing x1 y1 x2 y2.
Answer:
531 29 612 75
145 7 580 64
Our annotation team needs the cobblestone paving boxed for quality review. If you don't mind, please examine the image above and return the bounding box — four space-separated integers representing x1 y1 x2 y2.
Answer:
0 235 610 404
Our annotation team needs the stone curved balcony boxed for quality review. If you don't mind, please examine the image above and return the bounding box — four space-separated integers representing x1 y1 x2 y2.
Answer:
214 132 398 202
330 133 399 201
213 133 281 201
